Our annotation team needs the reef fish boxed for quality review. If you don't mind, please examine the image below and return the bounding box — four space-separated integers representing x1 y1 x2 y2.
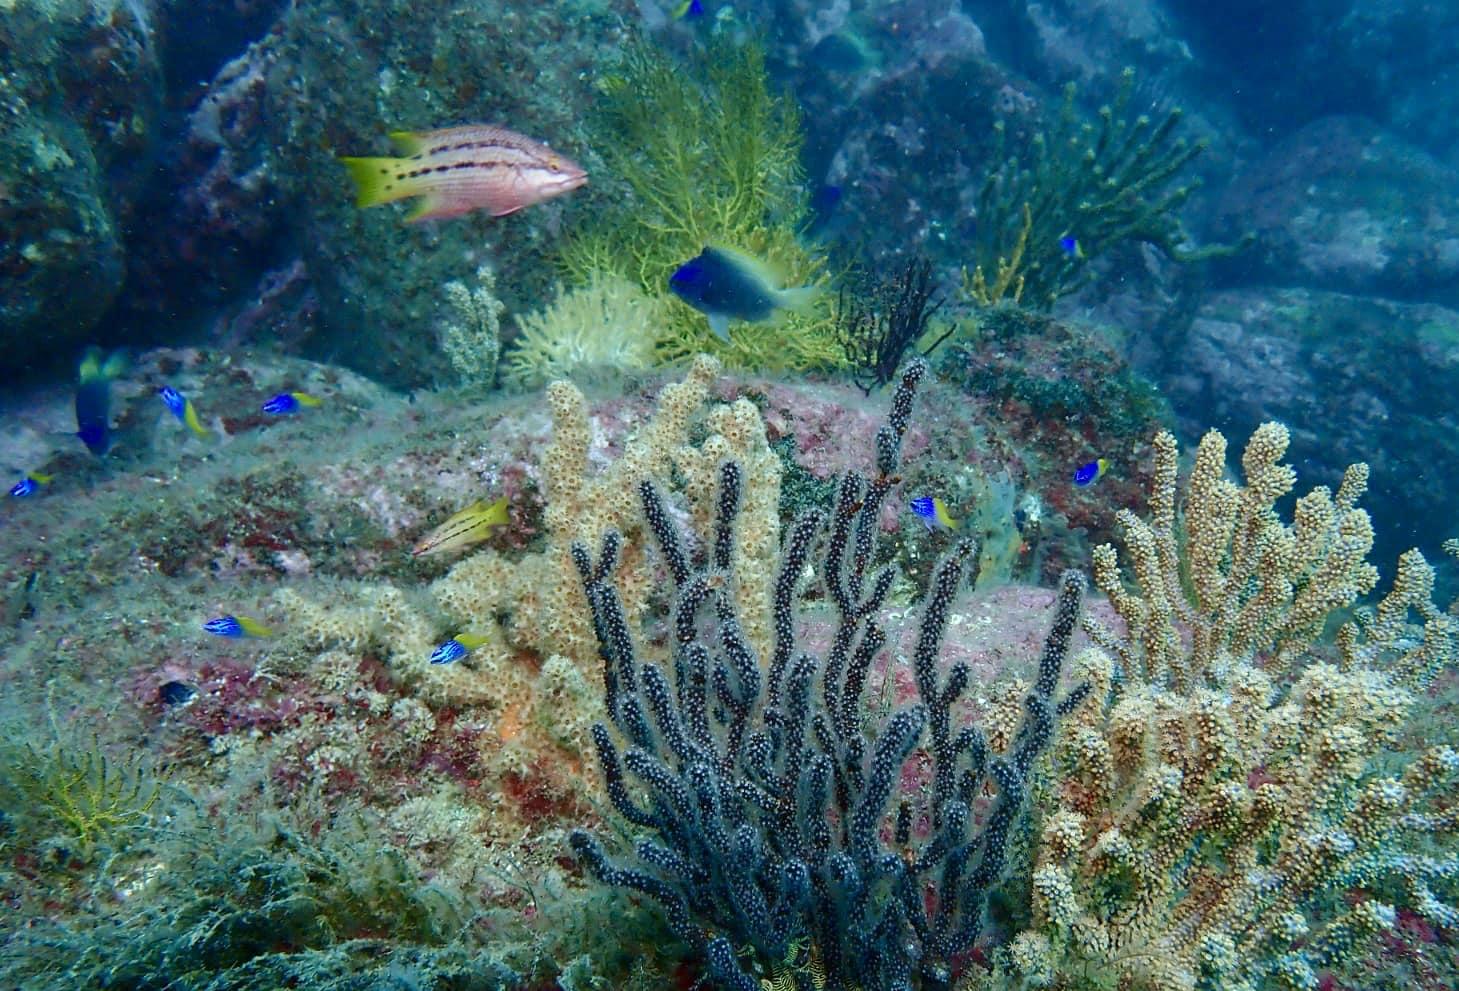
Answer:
158 386 210 438
9 472 52 498
429 631 493 665
412 496 510 558
910 495 959 532
340 125 587 223
75 347 128 456
668 245 816 342
203 614 275 638
1059 235 1084 259
672 0 705 18
262 391 322 415
1073 458 1109 487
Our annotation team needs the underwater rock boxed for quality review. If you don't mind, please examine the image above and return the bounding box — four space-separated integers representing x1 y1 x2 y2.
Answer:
257 0 613 390
1213 116 1459 304
0 0 163 368
1165 285 1459 563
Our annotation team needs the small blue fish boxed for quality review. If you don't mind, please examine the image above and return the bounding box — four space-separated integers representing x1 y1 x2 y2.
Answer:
9 472 53 498
203 614 276 638
672 0 705 19
262 391 323 415
75 347 128 456
430 639 469 665
669 245 817 342
158 386 210 437
910 495 959 532
429 631 491 665
1073 458 1109 487
1059 235 1084 259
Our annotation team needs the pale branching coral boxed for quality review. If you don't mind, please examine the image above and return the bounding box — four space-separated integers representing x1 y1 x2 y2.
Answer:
972 424 1459 991
273 357 780 795
440 264 504 385
501 274 667 388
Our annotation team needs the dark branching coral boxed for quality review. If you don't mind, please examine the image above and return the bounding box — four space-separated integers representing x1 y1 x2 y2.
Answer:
966 68 1241 309
836 258 954 394
568 360 1088 990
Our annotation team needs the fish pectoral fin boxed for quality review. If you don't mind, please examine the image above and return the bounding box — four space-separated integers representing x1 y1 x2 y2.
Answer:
707 312 733 342
490 203 527 218
405 192 478 223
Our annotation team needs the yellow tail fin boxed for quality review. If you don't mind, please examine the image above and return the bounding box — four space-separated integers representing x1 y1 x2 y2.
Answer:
339 156 417 208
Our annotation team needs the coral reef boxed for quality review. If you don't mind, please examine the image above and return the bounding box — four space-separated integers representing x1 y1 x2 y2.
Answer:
974 424 1459 991
570 360 1090 990
0 719 165 858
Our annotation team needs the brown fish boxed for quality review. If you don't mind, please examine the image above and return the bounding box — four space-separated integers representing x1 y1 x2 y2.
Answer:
340 125 586 223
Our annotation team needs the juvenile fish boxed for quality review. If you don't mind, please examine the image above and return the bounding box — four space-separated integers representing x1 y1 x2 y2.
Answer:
340 125 586 223
9 472 52 498
262 391 322 415
412 496 510 558
910 495 959 532
1073 458 1109 487
429 631 492 665
203 614 275 638
159 386 210 438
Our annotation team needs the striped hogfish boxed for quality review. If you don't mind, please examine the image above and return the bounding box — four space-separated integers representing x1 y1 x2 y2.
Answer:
340 125 586 223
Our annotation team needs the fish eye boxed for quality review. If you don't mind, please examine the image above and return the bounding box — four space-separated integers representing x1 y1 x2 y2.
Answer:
546 157 562 172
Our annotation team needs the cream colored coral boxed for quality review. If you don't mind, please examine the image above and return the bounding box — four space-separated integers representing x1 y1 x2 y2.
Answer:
1004 422 1459 991
501 275 669 388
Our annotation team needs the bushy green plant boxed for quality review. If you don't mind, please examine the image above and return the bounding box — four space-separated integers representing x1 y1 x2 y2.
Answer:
0 719 165 858
965 68 1244 309
562 37 845 373
1 793 685 991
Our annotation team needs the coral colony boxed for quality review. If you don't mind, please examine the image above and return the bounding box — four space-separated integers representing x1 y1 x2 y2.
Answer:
569 361 1090 990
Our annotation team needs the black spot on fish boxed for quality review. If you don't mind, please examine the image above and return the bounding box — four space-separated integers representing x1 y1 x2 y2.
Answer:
379 168 388 174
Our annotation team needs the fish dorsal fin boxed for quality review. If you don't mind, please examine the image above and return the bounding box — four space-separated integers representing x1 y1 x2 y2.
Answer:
388 130 429 155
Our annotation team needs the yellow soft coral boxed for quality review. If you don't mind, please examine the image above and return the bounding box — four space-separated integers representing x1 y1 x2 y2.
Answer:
563 38 844 373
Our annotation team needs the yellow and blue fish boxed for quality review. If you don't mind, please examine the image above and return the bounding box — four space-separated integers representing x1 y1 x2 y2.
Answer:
412 496 510 558
910 495 959 532
158 386 211 438
262 391 323 415
203 614 275 638
1073 458 1109 487
9 472 53 498
429 631 493 665
75 347 128 455
668 245 817 342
